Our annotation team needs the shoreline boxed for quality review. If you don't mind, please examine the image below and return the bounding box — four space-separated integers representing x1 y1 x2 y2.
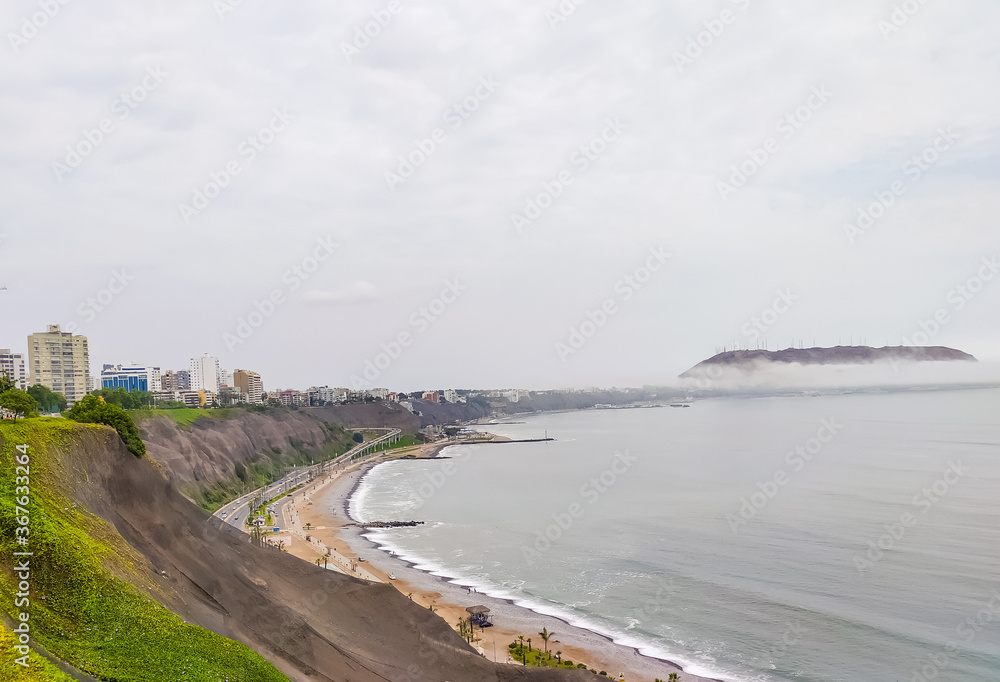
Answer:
295 443 726 682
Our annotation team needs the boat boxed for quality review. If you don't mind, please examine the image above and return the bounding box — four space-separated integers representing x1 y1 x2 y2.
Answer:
669 403 691 408
388 574 396 580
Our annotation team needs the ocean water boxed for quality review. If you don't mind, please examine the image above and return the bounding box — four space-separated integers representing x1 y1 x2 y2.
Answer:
349 388 1000 681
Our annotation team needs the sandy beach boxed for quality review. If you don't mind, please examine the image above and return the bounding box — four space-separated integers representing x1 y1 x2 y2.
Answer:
277 441 720 682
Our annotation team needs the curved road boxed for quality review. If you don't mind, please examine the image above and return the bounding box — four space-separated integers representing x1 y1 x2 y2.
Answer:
212 428 402 533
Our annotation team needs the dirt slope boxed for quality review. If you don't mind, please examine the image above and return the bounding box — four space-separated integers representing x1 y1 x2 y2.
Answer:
69 425 591 682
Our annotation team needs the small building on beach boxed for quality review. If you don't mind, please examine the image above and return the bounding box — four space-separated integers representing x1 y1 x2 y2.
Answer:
465 605 493 628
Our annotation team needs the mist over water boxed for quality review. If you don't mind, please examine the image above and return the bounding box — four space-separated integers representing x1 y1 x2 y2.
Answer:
352 388 1000 682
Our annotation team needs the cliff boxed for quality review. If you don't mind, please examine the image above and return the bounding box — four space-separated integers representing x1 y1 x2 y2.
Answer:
138 409 355 508
0 419 591 681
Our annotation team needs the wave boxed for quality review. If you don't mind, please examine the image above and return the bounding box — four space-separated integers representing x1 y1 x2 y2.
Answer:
351 520 752 682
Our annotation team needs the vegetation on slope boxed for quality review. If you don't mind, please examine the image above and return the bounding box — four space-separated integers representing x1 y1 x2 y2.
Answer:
130 406 241 429
0 623 76 681
0 419 289 682
65 396 146 457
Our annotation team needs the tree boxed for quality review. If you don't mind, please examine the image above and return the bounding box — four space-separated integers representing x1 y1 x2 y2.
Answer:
538 627 552 654
27 384 68 413
0 390 38 421
0 370 14 394
91 387 153 410
352 432 364 443
65 395 146 457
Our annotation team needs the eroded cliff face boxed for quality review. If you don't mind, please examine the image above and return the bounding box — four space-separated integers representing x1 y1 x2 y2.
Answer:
4 421 591 682
139 410 350 491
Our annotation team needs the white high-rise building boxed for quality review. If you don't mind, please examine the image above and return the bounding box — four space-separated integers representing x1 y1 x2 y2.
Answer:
0 350 27 390
189 354 221 393
27 325 92 405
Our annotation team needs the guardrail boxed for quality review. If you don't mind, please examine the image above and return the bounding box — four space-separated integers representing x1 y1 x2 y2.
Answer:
212 427 403 520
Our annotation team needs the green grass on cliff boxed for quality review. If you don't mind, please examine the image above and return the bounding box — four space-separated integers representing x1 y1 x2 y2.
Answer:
0 623 76 681
0 419 289 682
131 407 239 429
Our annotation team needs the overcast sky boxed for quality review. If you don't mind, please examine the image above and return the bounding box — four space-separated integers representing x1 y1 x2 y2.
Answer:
2 0 998 391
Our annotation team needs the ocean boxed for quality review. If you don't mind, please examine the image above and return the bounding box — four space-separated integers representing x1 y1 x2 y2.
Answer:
348 388 1000 681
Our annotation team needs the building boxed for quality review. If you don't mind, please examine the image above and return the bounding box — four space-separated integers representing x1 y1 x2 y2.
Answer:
443 389 466 404
233 369 264 404
190 354 222 393
277 389 306 407
101 364 162 393
369 388 389 400
27 325 92 405
504 389 527 403
160 370 191 391
177 389 214 408
0 350 28 390
422 391 440 404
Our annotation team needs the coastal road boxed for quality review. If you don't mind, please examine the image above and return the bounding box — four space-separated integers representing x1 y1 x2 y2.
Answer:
212 428 402 533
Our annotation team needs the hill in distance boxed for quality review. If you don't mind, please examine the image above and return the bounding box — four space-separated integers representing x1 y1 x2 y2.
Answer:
681 345 977 378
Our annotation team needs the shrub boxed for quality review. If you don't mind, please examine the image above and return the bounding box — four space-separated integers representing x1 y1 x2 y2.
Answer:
65 395 146 457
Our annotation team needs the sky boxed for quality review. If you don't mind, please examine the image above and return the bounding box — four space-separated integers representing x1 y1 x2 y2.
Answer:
2 0 999 392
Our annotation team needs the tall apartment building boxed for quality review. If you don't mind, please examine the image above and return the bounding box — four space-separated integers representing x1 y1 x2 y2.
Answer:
189 354 221 393
0 350 28 390
101 364 162 393
27 325 92 405
233 369 264 404
160 370 191 391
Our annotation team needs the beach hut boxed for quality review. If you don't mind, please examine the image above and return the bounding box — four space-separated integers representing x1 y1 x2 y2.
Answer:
465 605 493 628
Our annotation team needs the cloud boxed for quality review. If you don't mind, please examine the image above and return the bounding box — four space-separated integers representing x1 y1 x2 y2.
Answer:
304 281 379 305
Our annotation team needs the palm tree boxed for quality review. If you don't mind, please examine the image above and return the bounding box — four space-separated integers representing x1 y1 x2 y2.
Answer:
517 636 526 664
538 627 552 654
669 674 680 682
555 651 562 664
